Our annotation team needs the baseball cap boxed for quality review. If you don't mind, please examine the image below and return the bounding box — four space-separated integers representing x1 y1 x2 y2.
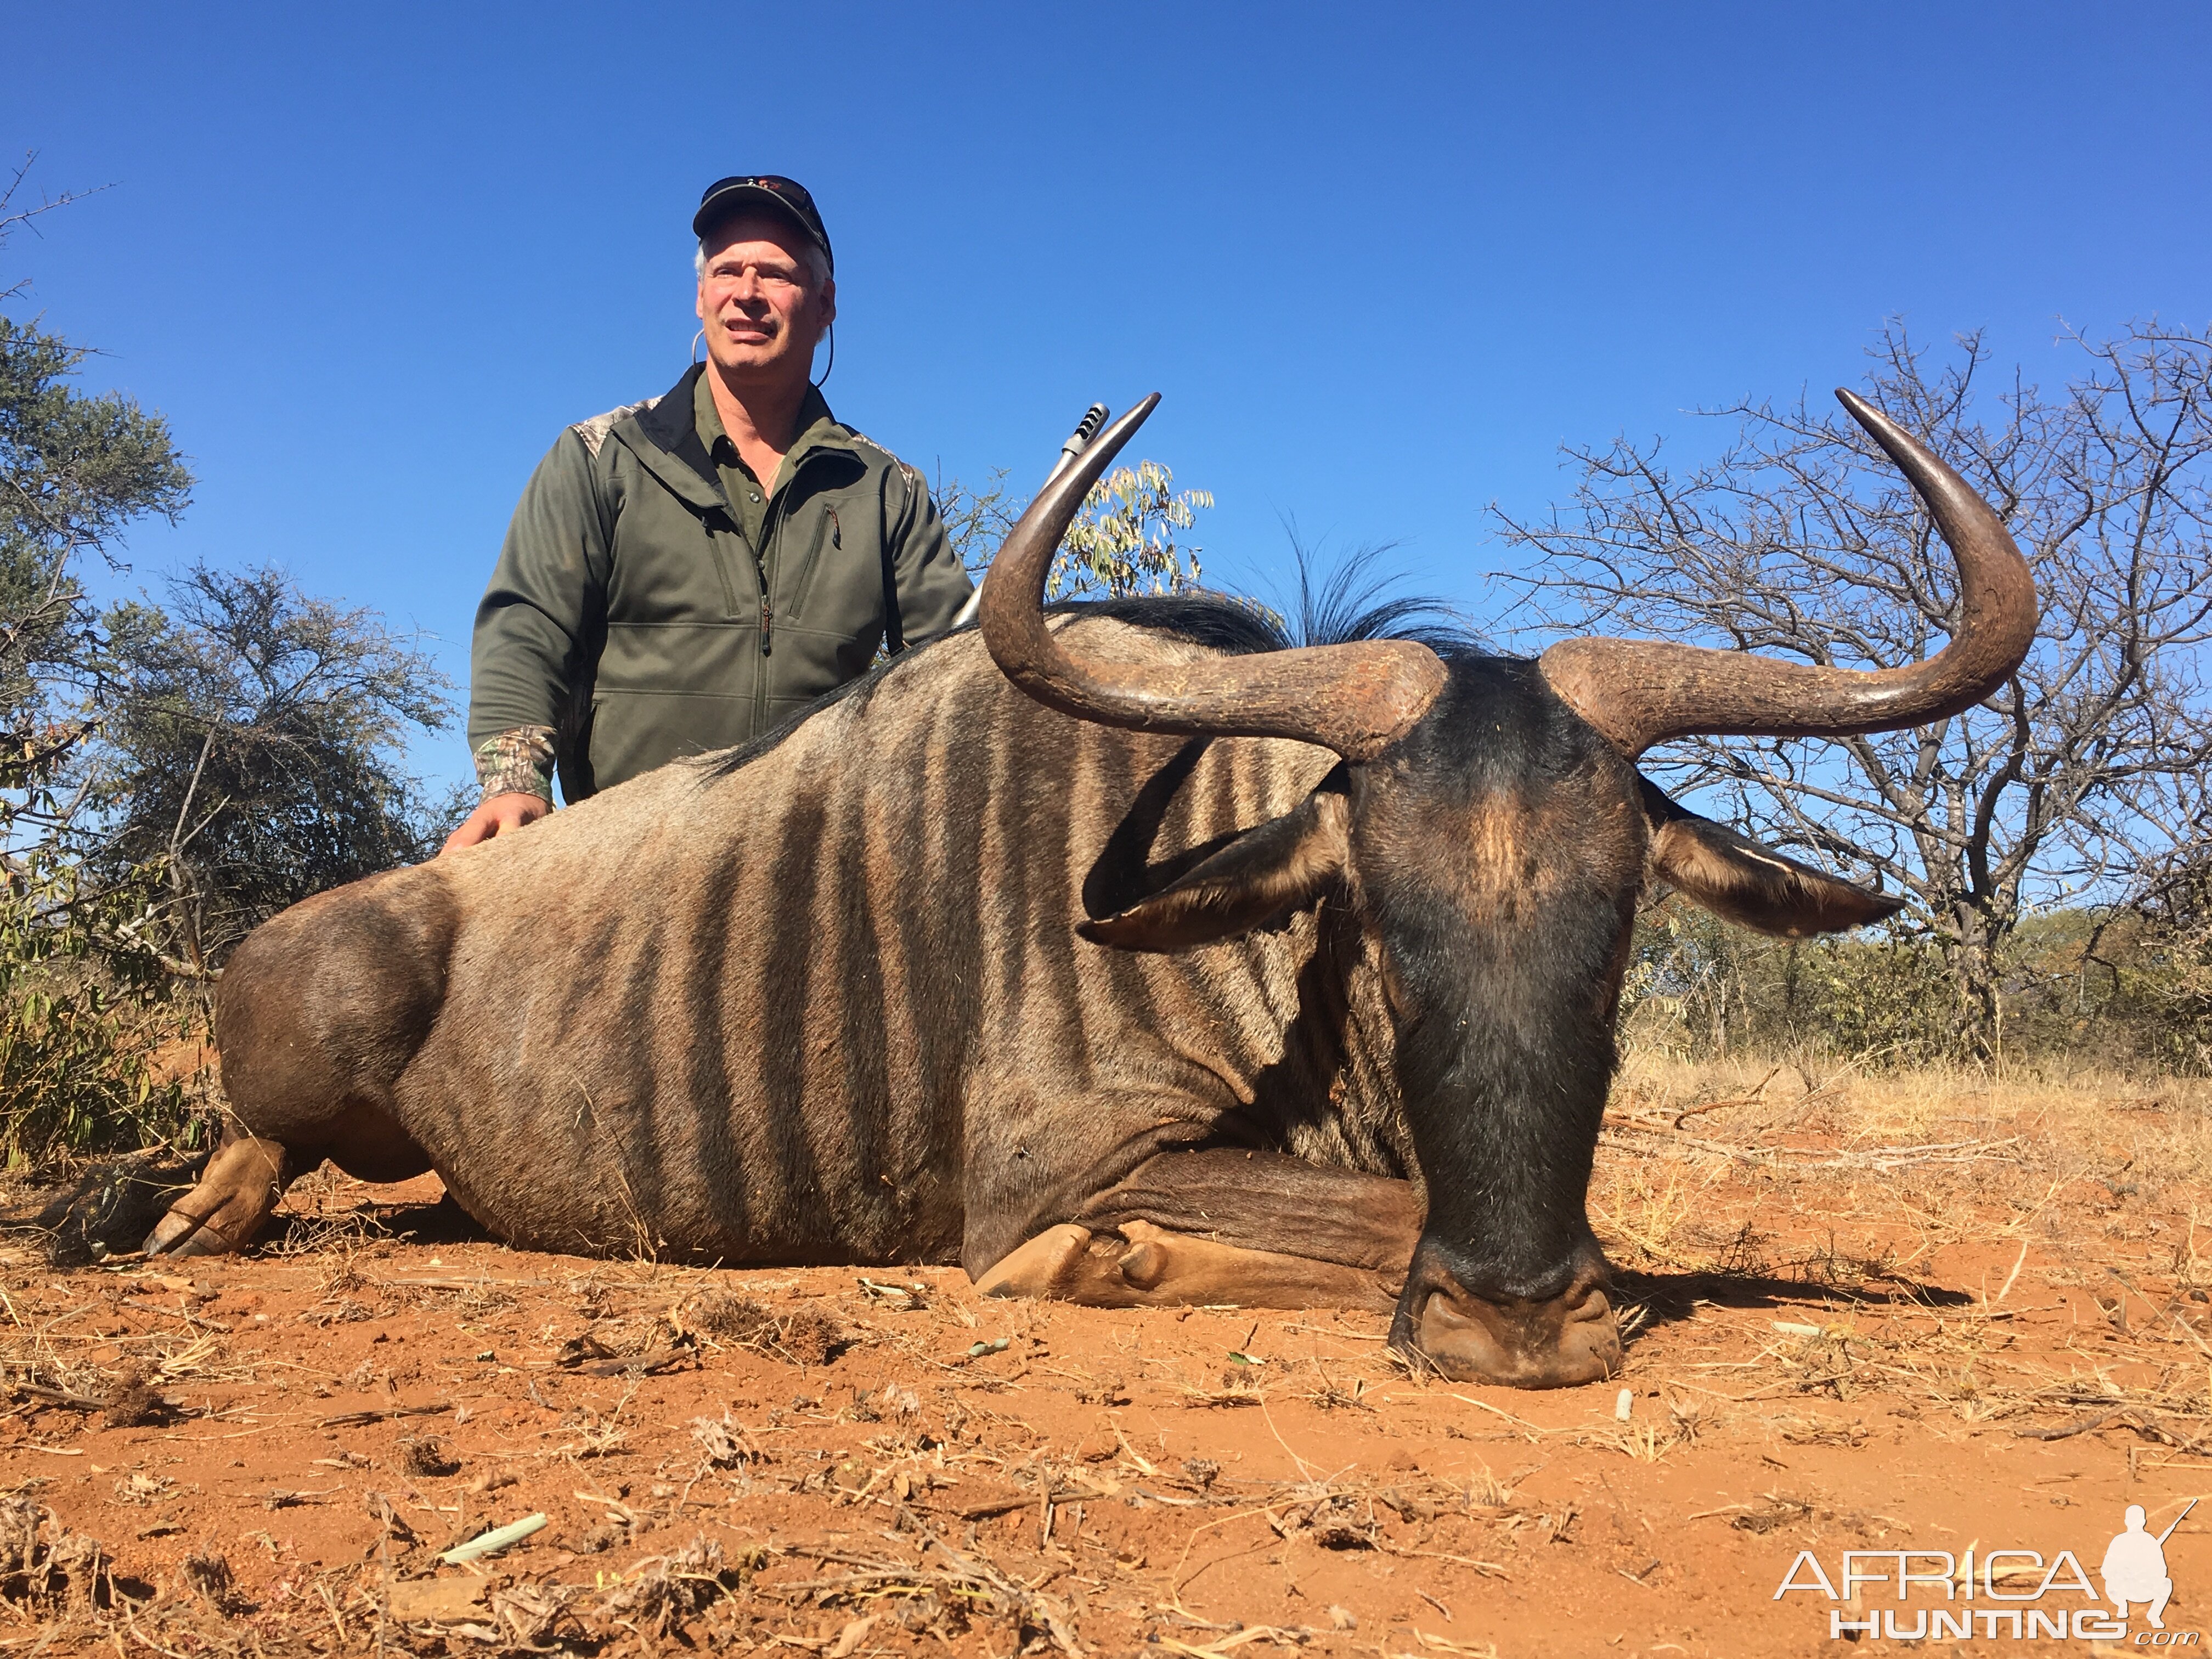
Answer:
692 175 834 273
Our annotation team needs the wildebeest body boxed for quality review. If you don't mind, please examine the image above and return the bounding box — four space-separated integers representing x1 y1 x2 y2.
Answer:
220 616 1415 1270
157 386 2037 1389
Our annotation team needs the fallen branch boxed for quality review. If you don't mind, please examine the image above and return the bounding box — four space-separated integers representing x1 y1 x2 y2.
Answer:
575 1347 696 1379
1602 1125 2025 1171
1670 1065 1784 1130
2015 1409 2209 1453
9 1382 108 1412
318 1400 454 1429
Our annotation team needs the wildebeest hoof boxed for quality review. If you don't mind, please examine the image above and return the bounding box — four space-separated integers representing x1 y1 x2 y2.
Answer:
143 1208 240 1258
975 1219 1398 1311
1114 1231 1169 1291
1409 1280 1621 1389
138 1135 292 1259
1100 1221 1400 1310
981 1218 1399 1310
974 1224 1096 1298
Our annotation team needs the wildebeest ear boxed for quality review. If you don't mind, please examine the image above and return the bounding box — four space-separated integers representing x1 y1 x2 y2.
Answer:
1080 786 1350 953
1649 812 1903 938
1639 778 1900 937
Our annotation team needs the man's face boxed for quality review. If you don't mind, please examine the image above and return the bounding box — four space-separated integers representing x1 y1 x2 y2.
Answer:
695 211 836 386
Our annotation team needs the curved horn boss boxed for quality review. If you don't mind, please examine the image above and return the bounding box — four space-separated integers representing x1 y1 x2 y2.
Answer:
984 390 2034 760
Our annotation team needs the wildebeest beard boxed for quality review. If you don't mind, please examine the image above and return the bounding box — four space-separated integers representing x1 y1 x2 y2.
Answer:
136 386 2033 1392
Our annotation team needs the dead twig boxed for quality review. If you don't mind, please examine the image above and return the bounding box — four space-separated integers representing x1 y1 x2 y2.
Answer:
318 1401 454 1430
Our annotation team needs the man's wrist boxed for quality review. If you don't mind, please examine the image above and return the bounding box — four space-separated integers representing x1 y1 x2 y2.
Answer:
473 725 557 804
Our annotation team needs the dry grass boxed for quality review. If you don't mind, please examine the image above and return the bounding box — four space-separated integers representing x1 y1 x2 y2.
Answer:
1592 1052 2212 1460
4 1057 2212 1652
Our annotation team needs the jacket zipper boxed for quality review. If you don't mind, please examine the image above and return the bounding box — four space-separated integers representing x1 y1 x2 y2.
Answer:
755 478 798 657
752 453 830 729
754 499 778 736
756 544 773 656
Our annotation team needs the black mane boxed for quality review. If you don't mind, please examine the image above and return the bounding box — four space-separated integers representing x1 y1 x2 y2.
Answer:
696 572 1487 782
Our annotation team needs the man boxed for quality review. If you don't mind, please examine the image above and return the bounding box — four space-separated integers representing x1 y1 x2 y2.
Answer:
2101 1504 2174 1629
445 174 972 851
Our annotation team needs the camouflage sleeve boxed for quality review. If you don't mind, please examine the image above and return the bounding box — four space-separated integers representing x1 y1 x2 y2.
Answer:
472 725 557 803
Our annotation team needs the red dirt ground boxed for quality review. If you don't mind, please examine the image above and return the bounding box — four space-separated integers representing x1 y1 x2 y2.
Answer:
4 1057 2211 1656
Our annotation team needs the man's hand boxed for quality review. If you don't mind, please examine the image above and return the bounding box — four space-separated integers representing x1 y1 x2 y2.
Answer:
442 792 552 855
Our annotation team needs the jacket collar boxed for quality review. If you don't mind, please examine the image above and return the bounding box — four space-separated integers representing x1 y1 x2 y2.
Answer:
622 363 857 511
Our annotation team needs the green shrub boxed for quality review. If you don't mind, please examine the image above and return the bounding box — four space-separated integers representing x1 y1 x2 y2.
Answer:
0 962 208 1171
1793 930 1966 1067
1622 893 2212 1074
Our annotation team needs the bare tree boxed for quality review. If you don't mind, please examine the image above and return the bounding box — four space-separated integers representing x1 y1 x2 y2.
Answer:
0 151 109 308
1499 322 2212 1057
2113 775 2212 1070
95 563 458 973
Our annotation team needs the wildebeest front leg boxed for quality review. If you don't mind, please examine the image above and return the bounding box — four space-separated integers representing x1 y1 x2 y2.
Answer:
975 1150 1421 1312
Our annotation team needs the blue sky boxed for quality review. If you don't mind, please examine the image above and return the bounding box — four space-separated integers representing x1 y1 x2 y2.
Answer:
9 3 2210 793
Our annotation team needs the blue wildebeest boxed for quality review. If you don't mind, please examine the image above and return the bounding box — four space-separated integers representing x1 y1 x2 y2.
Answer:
144 390 2033 1387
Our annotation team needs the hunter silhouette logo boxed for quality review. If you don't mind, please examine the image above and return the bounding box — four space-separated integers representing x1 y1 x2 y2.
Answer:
2105 1500 2192 1629
1774 1498 2201 1641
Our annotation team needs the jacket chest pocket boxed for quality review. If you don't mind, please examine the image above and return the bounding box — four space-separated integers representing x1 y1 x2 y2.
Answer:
779 501 841 623
607 501 753 624
703 515 749 621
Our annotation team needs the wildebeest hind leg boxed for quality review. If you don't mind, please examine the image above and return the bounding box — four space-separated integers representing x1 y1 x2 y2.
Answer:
977 1150 1423 1312
145 870 451 1257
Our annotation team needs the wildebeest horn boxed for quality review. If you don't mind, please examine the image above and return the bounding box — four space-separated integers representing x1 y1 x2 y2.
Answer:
978 394 1451 760
1537 388 2038 757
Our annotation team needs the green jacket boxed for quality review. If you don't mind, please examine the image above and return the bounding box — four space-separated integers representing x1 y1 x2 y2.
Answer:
469 364 972 800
